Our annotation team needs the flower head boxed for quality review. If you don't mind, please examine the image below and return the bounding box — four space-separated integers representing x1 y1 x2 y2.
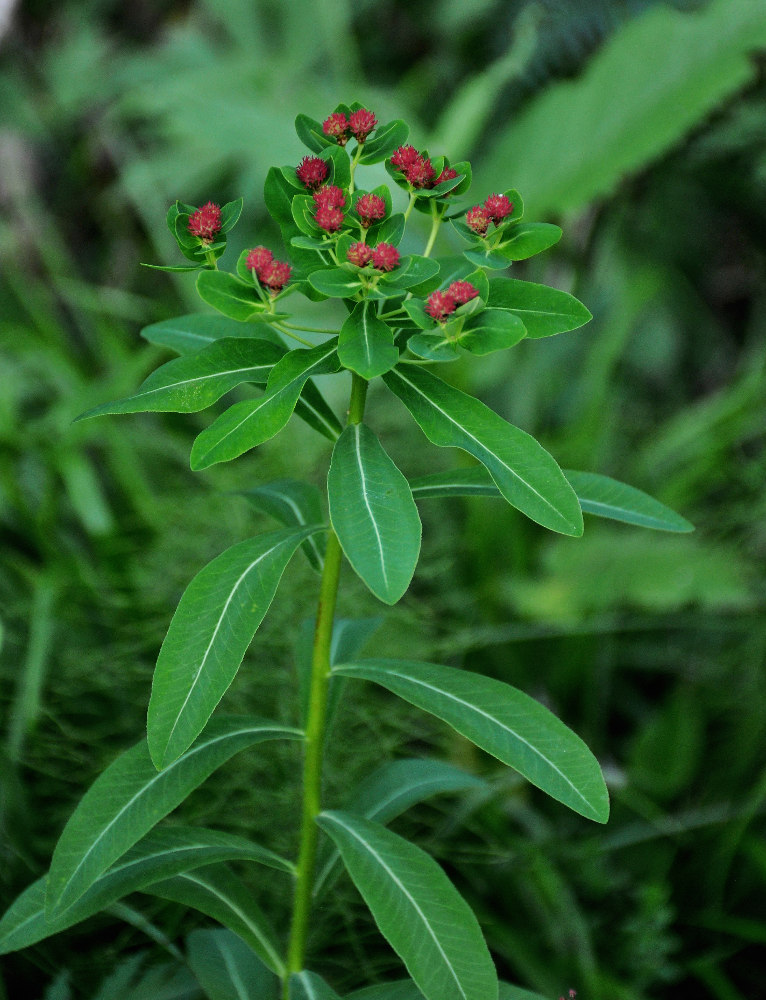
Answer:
371 242 400 272
315 206 344 232
296 155 329 190
426 290 457 322
349 108 377 142
465 205 490 237
390 145 419 170
261 260 292 293
323 112 350 145
355 193 386 228
446 281 479 305
404 155 436 189
347 242 374 267
245 245 274 277
313 185 346 210
435 166 458 186
484 193 514 224
188 201 222 241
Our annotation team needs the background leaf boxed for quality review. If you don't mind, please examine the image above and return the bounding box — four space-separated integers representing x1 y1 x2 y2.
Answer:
186 927 278 1000
241 480 326 570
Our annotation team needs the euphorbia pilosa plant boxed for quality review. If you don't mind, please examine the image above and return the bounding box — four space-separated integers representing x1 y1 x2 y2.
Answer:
0 102 693 999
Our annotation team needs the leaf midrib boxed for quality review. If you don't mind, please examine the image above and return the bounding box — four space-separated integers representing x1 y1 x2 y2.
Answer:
352 426 389 590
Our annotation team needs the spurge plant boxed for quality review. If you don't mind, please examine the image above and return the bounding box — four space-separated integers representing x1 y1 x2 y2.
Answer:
0 101 693 1000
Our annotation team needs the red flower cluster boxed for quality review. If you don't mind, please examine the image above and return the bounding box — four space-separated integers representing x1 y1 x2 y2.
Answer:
346 241 399 271
245 246 292 294
355 193 386 228
425 281 479 322
296 155 329 190
322 108 377 146
466 193 514 236
390 146 459 191
313 185 346 232
187 201 222 241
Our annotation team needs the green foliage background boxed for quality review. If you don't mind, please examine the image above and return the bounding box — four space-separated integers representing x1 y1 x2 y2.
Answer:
1 0 765 997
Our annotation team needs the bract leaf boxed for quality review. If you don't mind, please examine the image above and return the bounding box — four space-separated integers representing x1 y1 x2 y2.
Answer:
338 302 399 380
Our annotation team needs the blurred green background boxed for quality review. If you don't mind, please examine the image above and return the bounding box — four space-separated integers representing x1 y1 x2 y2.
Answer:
1 0 765 997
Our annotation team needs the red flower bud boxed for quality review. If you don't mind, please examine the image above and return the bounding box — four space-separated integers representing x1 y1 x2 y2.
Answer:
187 201 222 241
405 156 436 189
315 205 344 232
483 193 514 224
313 185 346 210
371 242 399 272
348 108 377 142
245 245 274 277
446 281 479 305
355 193 386 227
435 166 458 186
425 290 457 322
261 260 292 293
390 145 419 170
296 155 329 190
323 112 350 145
466 206 490 237
347 242 374 267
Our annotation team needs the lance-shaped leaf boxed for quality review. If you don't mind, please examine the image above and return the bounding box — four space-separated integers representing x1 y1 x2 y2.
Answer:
314 759 486 897
317 811 497 1000
338 303 399 380
487 278 592 338
333 660 609 823
241 480 326 571
328 424 421 604
196 271 267 322
191 342 339 469
148 526 321 768
296 380 343 442
77 339 285 419
382 365 582 536
409 466 693 532
346 982 424 1000
46 717 302 917
494 222 562 261
289 971 342 1000
147 863 284 976
187 927 278 1000
0 827 291 955
141 313 283 356
308 268 364 298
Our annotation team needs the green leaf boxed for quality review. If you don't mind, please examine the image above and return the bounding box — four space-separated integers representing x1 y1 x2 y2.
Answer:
409 466 693 532
0 827 291 955
564 470 694 532
264 167 298 228
462 248 510 270
190 342 339 469
292 194 324 238
77 339 284 419
381 256 440 291
479 0 766 217
459 309 526 356
359 119 409 165
308 268 364 299
295 380 343 442
370 213 405 248
317 811 497 1000
220 198 244 234
147 863 284 976
196 271 265 322
382 365 583 536
328 424 421 605
406 333 459 363
338 303 399 380
240 480 326 571
141 263 203 273
322 145 351 191
289 971 342 1000
295 113 332 154
140 313 282 355
494 222 562 261
187 927 278 1000
487 278 592 338
45 717 301 917
333 660 609 823
148 527 320 768
314 759 486 898
345 981 424 1000
403 299 436 331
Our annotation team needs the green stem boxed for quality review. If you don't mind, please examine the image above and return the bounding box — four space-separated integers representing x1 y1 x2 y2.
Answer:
283 373 368 994
272 324 315 348
204 250 218 269
349 144 364 194
423 202 443 259
403 191 417 223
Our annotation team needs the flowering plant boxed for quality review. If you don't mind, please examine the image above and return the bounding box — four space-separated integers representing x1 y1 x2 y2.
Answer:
0 101 692 999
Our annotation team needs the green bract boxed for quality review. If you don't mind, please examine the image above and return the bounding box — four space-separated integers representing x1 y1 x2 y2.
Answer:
3 101 693 1000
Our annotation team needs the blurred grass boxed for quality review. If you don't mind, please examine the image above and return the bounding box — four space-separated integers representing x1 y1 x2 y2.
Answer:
1 0 765 997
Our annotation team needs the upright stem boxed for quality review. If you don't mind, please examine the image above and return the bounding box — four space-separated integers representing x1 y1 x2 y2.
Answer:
283 372 368 994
